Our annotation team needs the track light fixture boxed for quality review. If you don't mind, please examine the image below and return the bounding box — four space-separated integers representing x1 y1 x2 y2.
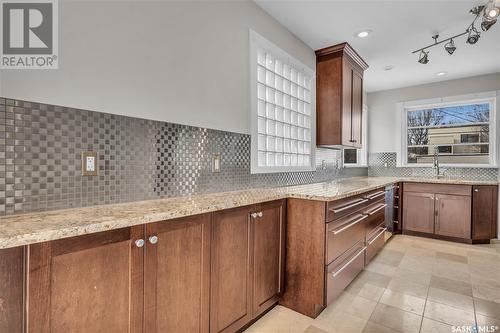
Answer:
412 0 498 64
444 39 456 54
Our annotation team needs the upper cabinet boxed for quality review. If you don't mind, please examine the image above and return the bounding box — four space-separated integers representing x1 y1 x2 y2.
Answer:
315 43 368 148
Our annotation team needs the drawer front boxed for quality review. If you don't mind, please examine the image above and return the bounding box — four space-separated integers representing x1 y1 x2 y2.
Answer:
327 195 369 222
364 188 387 202
326 242 366 305
363 201 387 236
326 213 368 264
366 225 387 265
404 183 471 196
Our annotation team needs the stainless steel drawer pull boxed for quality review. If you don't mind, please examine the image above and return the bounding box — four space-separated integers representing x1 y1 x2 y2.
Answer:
331 215 368 235
332 247 367 278
331 199 368 213
368 227 388 245
366 191 386 200
135 239 145 248
365 204 387 216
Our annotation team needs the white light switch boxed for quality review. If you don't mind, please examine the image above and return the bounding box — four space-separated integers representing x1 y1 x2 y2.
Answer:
212 154 221 173
86 156 95 172
82 151 98 176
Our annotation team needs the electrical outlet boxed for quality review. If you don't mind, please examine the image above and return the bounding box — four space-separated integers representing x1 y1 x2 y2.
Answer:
82 151 98 176
321 160 327 170
212 154 221 173
384 162 388 168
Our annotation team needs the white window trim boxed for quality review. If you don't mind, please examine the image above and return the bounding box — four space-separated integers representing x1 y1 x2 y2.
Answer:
343 105 368 167
397 91 498 168
249 29 316 174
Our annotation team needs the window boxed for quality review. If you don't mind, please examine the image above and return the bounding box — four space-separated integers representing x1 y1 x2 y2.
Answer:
249 30 315 173
400 93 497 167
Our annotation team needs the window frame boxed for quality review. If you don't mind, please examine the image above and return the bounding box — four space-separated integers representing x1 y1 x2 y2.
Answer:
249 29 316 174
398 91 498 168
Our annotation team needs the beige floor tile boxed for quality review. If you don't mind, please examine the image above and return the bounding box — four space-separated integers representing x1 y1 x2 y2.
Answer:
379 289 426 315
471 274 500 291
430 275 473 297
427 287 474 312
302 325 329 333
369 303 421 333
365 261 398 277
330 292 377 320
372 249 405 267
423 301 475 327
419 318 454 333
313 309 367 333
435 252 468 264
345 282 386 302
361 321 401 333
245 306 313 333
398 257 434 274
387 277 429 299
349 270 392 289
394 267 431 286
474 297 500 320
475 314 500 328
473 285 500 303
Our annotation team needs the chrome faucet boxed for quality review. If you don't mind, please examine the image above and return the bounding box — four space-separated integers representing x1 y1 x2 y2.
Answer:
433 147 446 179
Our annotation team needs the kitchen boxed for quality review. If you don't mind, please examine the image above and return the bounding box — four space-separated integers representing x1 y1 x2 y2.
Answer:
0 1 499 333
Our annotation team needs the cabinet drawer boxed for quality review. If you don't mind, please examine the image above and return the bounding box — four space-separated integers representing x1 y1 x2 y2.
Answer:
326 242 366 305
366 225 387 265
327 195 369 222
404 183 471 196
363 201 386 236
326 213 367 264
364 188 387 202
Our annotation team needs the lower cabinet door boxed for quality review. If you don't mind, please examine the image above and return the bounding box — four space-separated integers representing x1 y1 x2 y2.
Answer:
144 214 211 333
211 206 254 333
0 247 24 333
403 192 435 234
435 194 471 239
26 226 144 333
253 200 286 317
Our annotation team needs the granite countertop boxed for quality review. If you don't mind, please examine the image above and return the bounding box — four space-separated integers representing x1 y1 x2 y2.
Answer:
0 176 497 249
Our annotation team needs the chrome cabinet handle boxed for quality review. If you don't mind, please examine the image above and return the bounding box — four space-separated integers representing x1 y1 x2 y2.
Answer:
368 227 387 245
332 247 366 277
331 199 368 214
257 211 263 218
331 215 368 235
474 189 479 192
135 239 145 248
251 212 258 219
149 235 158 244
365 191 386 200
365 204 387 216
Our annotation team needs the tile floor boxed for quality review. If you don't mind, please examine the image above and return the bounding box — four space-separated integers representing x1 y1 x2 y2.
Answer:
244 235 500 333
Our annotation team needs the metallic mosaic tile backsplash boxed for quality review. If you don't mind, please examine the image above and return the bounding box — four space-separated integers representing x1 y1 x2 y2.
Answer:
368 152 498 181
0 97 366 215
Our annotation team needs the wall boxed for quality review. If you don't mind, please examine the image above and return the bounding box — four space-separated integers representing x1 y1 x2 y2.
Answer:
0 97 366 216
367 72 500 153
0 0 315 135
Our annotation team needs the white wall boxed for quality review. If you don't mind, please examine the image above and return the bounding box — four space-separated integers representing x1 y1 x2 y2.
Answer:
367 73 500 153
0 0 315 134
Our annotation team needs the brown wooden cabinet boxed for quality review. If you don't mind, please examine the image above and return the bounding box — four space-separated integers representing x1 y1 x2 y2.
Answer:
0 247 24 333
144 214 211 333
211 200 286 333
316 43 368 148
26 227 144 333
472 185 499 242
403 192 435 234
435 194 471 239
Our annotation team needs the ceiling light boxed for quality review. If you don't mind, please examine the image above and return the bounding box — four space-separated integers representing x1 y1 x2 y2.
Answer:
444 39 456 54
467 26 481 44
356 30 372 38
435 71 447 76
384 65 394 71
485 0 500 18
481 17 497 31
418 50 429 64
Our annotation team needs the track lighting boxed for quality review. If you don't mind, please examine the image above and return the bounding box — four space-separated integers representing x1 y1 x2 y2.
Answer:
444 39 456 54
412 0 498 64
467 26 480 44
418 50 429 64
481 17 497 31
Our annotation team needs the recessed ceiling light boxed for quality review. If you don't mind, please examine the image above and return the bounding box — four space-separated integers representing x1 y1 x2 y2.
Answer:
356 30 372 38
384 65 394 71
435 71 448 76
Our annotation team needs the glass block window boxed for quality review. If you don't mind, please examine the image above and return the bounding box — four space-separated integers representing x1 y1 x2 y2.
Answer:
250 30 316 173
401 94 497 167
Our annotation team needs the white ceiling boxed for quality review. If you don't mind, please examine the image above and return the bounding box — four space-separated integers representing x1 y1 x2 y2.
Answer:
254 0 500 92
